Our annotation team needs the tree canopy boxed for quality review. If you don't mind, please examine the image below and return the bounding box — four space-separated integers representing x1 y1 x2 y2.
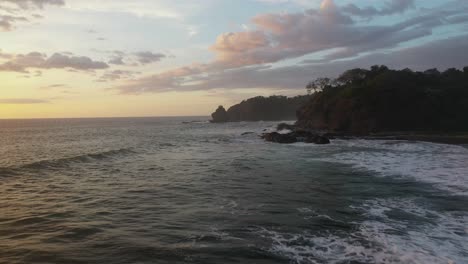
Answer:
297 66 468 133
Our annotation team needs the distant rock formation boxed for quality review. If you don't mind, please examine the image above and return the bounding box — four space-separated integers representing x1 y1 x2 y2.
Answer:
210 95 310 123
211 106 229 123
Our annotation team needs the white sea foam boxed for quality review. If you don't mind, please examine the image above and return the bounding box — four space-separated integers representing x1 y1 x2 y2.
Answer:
278 129 293 134
317 140 468 195
259 199 467 264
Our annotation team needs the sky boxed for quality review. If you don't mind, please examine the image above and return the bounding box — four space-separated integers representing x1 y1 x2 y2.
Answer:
1 0 467 118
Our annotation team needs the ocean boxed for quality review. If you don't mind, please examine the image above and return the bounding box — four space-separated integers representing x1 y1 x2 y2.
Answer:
0 117 467 264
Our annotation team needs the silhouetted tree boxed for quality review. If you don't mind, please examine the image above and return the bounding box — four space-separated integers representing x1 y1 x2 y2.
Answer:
296 65 468 133
306 78 331 94
336 68 368 85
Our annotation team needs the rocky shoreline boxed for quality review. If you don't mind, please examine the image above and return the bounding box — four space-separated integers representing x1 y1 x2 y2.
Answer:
259 123 468 145
262 130 331 144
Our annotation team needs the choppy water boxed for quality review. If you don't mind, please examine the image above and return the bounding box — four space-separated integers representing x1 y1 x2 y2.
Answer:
0 117 467 264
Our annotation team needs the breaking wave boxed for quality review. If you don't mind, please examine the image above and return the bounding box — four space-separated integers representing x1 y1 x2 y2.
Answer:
258 198 467 264
317 140 468 195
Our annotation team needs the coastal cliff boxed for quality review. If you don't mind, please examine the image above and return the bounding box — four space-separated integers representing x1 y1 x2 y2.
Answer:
296 66 468 134
211 95 310 123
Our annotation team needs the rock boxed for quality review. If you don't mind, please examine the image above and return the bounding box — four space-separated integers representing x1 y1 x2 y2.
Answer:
211 106 229 123
241 132 255 136
303 134 330 144
262 132 297 144
291 130 314 138
262 129 330 144
315 135 331 144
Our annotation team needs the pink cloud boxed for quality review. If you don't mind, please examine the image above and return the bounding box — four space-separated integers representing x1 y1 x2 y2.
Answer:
112 0 468 94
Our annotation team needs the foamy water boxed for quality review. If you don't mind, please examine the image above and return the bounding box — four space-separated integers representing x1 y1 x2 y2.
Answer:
316 140 468 195
0 118 466 264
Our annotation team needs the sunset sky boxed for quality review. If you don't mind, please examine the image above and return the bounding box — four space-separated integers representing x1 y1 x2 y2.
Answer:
1 0 468 118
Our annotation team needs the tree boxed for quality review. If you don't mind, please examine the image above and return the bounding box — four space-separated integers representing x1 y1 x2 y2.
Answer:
306 77 331 94
424 68 440 75
336 68 369 85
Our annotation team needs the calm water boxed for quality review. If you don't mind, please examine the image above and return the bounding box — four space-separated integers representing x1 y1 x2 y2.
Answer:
0 117 467 264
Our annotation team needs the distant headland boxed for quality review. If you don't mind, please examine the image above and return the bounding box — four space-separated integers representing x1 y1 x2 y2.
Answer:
211 95 310 123
212 65 468 144
295 65 468 134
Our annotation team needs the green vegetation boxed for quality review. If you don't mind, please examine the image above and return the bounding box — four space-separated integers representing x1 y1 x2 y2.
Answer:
297 66 468 134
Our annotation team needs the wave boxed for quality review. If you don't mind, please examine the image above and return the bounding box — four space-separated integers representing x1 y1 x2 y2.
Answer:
0 148 136 175
316 140 468 196
257 198 467 264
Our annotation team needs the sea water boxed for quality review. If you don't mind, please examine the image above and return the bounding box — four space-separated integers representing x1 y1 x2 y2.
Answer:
0 117 467 264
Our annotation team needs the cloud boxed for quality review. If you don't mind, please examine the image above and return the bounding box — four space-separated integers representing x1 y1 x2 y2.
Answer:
64 0 202 19
40 83 66 89
97 69 139 82
105 50 168 66
0 51 109 72
114 34 468 94
215 0 467 68
43 53 108 70
134 51 166 65
195 34 468 91
0 0 64 10
0 15 28 31
0 98 50 104
342 0 415 18
211 31 270 67
111 0 468 94
108 56 125 65
0 0 64 30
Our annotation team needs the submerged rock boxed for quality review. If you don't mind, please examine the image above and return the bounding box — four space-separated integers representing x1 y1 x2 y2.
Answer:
262 132 298 144
262 131 330 144
310 135 331 144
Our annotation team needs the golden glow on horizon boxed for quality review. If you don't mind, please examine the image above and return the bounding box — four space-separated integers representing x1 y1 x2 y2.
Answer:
0 64 294 119
0 70 259 119
2 0 462 119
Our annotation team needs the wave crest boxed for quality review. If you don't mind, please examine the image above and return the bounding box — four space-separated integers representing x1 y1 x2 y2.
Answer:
1 148 136 174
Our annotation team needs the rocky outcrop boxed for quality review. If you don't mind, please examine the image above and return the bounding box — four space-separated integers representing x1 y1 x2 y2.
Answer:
211 106 229 123
262 132 298 144
262 130 330 145
210 95 310 123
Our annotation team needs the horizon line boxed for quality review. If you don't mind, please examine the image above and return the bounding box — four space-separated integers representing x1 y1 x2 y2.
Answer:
0 115 210 121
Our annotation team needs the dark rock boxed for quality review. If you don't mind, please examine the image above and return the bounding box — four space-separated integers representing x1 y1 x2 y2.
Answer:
315 136 331 144
262 129 330 144
291 130 315 138
241 132 255 136
262 132 297 144
211 106 229 123
303 134 330 144
304 135 318 143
